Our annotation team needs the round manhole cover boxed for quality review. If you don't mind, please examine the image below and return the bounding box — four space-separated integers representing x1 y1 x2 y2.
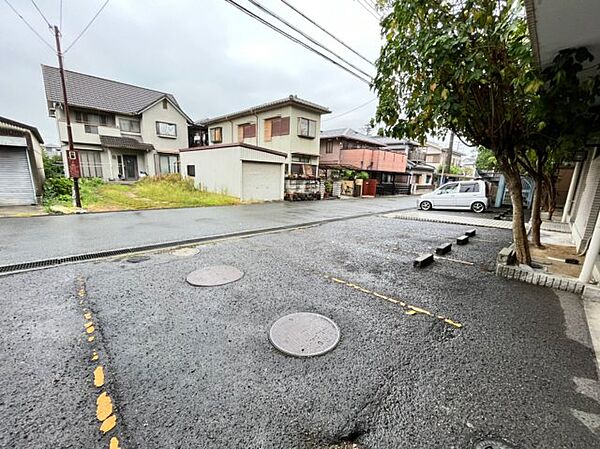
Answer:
171 247 199 257
126 255 150 263
186 265 244 286
269 312 340 357
475 440 514 449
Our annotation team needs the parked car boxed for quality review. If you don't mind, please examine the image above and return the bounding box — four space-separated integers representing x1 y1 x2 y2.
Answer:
416 180 489 213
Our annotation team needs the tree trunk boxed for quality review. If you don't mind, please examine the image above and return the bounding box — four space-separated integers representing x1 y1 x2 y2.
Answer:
503 169 532 265
530 178 543 248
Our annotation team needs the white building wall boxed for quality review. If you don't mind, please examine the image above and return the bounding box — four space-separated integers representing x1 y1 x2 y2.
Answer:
181 148 243 197
140 100 189 152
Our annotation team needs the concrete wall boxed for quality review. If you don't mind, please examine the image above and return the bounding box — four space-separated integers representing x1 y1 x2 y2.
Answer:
181 147 243 197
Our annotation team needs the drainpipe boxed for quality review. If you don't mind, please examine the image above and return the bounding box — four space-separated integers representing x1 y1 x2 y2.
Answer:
579 208 600 283
561 161 582 222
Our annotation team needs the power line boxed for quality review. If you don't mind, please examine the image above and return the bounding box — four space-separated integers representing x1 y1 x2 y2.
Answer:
3 0 55 52
245 0 373 80
279 0 373 66
222 0 371 85
322 98 377 122
354 0 379 20
30 0 52 28
64 0 110 53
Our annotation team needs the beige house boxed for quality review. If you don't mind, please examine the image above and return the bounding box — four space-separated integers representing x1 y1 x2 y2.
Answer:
423 142 464 168
42 65 192 181
0 117 45 205
201 95 330 177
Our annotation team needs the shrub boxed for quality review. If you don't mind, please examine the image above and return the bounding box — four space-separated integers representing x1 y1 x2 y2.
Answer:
42 152 64 179
43 176 72 200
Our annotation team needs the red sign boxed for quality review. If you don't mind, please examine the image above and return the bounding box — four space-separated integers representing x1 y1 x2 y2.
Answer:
67 150 81 178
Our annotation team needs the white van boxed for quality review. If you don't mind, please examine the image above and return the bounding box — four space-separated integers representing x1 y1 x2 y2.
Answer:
416 180 489 213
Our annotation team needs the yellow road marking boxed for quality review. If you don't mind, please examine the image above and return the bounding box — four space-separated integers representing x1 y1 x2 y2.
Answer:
100 414 117 433
91 351 99 362
109 437 121 449
88 336 95 342
86 325 95 334
84 312 92 320
94 366 105 387
325 275 462 328
96 392 113 421
85 321 94 328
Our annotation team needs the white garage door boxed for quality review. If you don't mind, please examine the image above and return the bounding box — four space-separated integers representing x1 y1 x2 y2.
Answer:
0 146 36 206
242 162 282 201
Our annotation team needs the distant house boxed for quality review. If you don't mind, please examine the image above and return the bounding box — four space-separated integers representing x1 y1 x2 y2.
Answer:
41 65 193 182
319 128 407 190
423 142 464 168
181 95 330 201
42 143 62 158
0 116 45 206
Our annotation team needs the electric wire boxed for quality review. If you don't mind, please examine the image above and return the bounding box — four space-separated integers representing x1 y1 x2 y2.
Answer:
246 0 373 80
223 0 371 84
279 0 374 66
64 0 110 53
3 0 55 52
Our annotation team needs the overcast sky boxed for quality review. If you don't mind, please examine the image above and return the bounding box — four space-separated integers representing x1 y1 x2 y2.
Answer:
1 0 472 154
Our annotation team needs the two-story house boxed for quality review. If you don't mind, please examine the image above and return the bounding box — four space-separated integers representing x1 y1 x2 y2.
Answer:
180 95 330 201
319 128 408 194
42 65 192 181
201 95 330 175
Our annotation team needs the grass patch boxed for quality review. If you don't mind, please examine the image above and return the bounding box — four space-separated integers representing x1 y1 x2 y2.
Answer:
46 175 240 212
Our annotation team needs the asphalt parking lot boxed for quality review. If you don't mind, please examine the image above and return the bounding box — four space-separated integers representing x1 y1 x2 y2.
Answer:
1 215 599 448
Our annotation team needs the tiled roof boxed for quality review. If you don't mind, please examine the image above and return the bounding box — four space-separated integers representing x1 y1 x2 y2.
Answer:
41 65 184 117
200 95 331 125
99 135 155 152
320 128 385 147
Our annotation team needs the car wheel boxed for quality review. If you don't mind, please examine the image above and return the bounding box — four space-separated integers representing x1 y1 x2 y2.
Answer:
420 201 432 211
471 202 485 213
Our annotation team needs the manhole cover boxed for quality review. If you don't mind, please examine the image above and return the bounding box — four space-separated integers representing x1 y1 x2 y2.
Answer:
186 265 244 286
269 312 340 357
126 255 150 263
475 440 514 449
171 247 199 257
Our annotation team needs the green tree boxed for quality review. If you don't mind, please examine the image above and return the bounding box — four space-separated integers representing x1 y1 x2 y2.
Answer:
475 147 497 171
374 0 538 264
519 48 600 247
42 151 64 179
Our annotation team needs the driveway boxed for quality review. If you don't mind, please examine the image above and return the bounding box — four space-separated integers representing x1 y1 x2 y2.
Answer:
0 196 415 266
1 215 598 448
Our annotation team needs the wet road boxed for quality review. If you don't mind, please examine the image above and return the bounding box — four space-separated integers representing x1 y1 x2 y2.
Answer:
0 196 415 265
1 216 599 448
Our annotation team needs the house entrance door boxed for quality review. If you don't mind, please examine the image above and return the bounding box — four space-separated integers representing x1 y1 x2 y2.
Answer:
123 155 138 180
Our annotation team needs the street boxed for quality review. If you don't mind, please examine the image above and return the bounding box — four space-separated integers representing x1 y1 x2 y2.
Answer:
1 213 599 448
0 196 415 266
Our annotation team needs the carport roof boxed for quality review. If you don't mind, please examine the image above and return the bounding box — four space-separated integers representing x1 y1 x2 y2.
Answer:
0 116 44 143
180 142 287 158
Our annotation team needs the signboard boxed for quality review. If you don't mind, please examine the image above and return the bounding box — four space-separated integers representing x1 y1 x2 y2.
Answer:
67 150 81 178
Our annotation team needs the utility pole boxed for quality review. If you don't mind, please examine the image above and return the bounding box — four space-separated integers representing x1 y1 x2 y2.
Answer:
445 132 454 175
53 25 82 207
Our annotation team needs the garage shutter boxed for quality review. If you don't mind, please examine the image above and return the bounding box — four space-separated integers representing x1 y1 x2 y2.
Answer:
0 146 35 206
242 162 282 201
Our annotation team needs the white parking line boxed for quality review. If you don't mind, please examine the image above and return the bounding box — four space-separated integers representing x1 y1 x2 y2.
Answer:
584 300 600 377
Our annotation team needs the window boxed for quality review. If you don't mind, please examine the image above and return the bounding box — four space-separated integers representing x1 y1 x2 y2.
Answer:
459 182 479 193
160 155 179 174
297 117 317 138
291 155 311 163
119 118 141 133
74 111 113 126
187 165 195 177
437 183 459 195
237 123 256 141
84 125 98 134
325 141 334 154
156 121 177 137
162 98 168 110
264 116 290 141
210 127 223 143
79 151 103 178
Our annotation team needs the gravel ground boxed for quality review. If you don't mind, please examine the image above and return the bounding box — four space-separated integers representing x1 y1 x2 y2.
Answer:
1 216 598 448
